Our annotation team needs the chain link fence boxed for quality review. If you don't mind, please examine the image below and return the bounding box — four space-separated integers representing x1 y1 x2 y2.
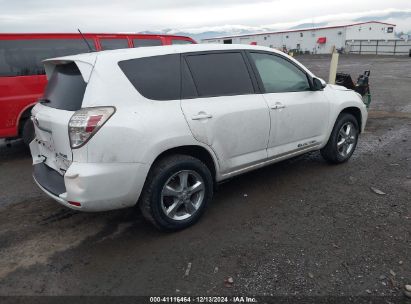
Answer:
345 39 411 55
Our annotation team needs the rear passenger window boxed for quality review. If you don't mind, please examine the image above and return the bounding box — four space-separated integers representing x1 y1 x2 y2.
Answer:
133 39 162 47
171 39 194 45
118 54 180 101
185 52 254 97
181 60 198 99
99 39 129 50
0 39 95 76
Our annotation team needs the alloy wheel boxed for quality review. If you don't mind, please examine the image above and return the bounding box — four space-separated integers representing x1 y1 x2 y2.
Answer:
337 122 357 158
161 170 205 221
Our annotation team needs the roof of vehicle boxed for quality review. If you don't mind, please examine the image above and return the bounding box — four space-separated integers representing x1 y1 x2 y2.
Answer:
43 43 315 82
0 33 194 40
44 43 285 63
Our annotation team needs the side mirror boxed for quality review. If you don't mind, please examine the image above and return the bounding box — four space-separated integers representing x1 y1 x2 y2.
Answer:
313 77 327 90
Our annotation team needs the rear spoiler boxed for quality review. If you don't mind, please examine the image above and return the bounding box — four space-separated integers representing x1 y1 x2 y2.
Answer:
43 53 98 83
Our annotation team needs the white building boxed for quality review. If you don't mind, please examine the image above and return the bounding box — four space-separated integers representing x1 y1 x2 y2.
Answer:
202 21 397 54
400 33 410 41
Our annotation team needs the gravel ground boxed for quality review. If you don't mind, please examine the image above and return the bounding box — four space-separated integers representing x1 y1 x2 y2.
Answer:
0 54 410 301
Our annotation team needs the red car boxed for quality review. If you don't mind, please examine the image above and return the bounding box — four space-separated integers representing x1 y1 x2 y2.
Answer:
0 33 196 144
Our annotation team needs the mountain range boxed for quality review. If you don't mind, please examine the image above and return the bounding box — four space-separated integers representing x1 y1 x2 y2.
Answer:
140 11 411 41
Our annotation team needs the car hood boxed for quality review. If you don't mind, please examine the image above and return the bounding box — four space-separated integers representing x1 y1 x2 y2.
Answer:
328 84 352 91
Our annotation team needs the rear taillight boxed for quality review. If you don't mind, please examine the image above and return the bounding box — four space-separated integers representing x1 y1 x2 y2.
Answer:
68 107 115 149
68 201 81 207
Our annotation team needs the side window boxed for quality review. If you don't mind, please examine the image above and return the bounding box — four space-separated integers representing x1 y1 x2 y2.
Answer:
0 39 95 77
250 52 311 93
118 54 180 101
133 39 162 47
99 39 129 50
185 52 254 97
181 60 198 99
171 39 194 45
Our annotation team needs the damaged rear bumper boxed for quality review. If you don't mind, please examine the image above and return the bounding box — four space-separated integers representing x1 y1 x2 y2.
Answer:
33 161 150 212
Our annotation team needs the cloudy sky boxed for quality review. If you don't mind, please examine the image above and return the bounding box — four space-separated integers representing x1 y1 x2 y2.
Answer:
1 0 411 35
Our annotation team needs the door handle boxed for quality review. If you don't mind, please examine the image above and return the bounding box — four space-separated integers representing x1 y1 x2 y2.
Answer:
270 103 286 110
191 113 213 120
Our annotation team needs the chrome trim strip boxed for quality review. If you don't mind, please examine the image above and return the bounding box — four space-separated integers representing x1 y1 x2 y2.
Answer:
221 143 320 179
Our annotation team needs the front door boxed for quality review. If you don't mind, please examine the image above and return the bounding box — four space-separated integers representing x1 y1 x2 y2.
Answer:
180 51 270 174
247 51 329 158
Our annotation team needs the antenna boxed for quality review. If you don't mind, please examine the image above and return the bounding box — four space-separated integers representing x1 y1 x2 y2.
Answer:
77 29 93 52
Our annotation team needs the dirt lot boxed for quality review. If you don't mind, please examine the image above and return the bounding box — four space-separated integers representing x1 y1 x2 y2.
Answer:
0 55 410 299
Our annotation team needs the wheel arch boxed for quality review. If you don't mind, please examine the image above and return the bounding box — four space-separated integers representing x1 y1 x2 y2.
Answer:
17 102 36 135
149 145 219 183
339 106 362 133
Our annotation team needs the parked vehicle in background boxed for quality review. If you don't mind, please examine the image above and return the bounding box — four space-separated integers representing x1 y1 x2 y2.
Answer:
0 33 195 144
30 44 367 231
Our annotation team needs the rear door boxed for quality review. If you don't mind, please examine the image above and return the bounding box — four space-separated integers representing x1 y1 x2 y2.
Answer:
180 51 270 174
30 61 91 174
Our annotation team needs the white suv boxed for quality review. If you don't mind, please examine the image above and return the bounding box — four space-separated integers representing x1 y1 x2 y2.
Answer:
30 44 367 230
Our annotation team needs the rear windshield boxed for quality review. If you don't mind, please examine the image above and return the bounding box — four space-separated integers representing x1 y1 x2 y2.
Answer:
0 39 94 77
43 62 86 111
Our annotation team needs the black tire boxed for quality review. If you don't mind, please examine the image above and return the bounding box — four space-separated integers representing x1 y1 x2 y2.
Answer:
139 154 213 231
22 119 35 146
321 113 359 164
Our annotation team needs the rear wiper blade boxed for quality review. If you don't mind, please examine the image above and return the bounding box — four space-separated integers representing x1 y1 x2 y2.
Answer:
38 98 51 104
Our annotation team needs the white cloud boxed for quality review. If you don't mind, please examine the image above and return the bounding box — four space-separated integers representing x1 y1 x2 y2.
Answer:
0 0 410 33
166 8 411 36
